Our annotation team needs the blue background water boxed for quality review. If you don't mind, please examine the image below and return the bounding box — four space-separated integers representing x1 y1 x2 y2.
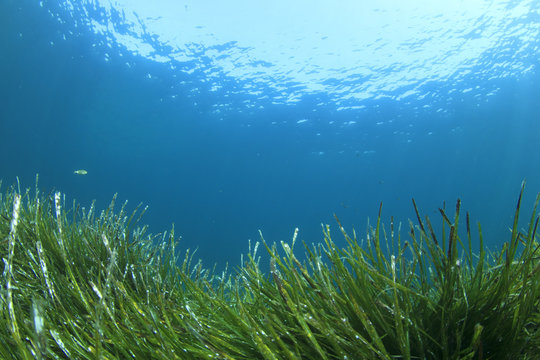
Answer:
1 0 539 269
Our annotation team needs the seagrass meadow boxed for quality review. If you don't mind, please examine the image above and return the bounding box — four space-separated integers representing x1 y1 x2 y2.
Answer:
0 178 538 360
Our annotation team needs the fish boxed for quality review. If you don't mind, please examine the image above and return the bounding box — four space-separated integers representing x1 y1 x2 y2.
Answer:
73 169 88 175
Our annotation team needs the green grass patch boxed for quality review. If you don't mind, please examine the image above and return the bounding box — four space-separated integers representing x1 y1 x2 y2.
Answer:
1 177 538 359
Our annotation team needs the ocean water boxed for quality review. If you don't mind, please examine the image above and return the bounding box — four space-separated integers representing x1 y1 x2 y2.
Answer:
1 0 539 269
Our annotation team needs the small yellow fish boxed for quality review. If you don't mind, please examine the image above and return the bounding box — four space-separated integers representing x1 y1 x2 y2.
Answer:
73 169 88 175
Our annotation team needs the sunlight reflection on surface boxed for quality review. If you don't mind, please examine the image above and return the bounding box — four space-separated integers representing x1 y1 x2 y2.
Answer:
51 0 538 110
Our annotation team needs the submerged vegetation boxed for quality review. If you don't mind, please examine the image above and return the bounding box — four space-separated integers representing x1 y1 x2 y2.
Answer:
0 178 538 359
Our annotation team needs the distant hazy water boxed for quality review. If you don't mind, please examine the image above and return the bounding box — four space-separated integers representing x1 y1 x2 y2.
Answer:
1 0 539 268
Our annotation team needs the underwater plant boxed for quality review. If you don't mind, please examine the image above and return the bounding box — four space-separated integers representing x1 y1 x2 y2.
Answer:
0 177 538 359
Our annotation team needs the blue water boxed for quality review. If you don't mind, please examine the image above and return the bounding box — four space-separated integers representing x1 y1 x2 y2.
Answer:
1 0 539 268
